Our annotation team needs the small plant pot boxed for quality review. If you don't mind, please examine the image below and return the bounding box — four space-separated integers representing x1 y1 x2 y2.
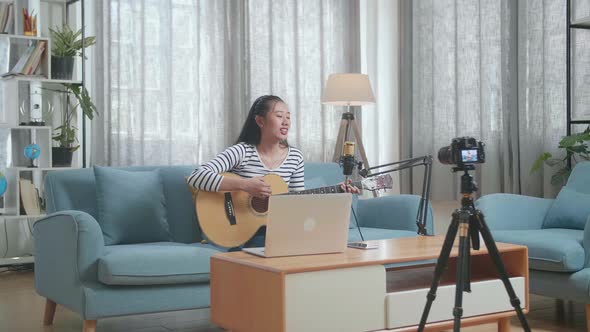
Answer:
52 147 73 167
51 57 74 80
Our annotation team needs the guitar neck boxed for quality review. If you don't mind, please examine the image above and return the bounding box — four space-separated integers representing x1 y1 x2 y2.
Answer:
289 181 362 195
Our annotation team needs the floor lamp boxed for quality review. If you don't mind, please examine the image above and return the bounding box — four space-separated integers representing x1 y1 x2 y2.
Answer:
321 73 376 175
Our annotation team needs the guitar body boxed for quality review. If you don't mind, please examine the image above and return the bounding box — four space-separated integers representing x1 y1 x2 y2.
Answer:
195 171 392 248
195 173 289 248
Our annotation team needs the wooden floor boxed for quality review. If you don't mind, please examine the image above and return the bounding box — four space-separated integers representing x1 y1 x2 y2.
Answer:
0 200 586 331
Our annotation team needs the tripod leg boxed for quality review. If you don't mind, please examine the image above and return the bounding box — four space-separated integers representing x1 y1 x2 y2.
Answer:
417 212 460 332
333 118 349 163
474 211 531 332
349 119 378 198
349 119 370 171
452 213 472 332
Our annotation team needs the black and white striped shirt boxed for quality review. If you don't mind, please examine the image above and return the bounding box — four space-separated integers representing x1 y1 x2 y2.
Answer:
188 142 305 192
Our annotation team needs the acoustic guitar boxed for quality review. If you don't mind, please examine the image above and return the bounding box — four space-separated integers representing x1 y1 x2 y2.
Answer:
195 172 393 248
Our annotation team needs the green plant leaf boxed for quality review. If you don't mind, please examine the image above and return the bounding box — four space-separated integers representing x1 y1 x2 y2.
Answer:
49 25 95 58
559 135 579 148
531 152 552 173
53 83 98 148
567 144 589 154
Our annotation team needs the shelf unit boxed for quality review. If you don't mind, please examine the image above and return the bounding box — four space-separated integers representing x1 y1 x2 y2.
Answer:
566 1 590 168
0 0 86 267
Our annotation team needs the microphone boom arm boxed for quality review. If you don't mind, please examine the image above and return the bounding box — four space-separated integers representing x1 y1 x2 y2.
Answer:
359 155 433 236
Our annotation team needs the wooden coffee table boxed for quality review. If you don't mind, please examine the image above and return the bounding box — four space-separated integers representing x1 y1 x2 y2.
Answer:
210 236 528 332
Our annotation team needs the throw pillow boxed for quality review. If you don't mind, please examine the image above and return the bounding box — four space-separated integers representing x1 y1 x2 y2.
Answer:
543 186 590 230
94 166 171 245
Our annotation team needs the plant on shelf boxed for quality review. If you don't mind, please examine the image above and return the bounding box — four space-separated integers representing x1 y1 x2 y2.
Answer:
531 125 590 185
49 25 96 80
52 83 98 167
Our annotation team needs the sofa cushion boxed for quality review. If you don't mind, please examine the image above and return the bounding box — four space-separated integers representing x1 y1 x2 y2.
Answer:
94 166 171 245
98 242 222 286
492 229 584 272
543 187 590 230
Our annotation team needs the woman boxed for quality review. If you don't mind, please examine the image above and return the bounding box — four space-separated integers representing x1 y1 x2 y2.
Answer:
188 95 358 247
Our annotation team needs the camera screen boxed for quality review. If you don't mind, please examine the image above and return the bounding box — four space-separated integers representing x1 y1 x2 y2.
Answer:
461 149 478 163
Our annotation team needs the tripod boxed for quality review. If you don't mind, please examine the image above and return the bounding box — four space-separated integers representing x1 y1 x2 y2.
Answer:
417 166 531 332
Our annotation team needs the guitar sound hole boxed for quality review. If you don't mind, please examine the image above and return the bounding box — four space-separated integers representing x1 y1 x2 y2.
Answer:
251 197 269 214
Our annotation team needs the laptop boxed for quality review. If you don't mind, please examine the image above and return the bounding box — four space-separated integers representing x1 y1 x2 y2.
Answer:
242 193 352 258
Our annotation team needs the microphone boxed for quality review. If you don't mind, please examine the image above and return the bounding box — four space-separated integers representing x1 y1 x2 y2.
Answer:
341 141 356 176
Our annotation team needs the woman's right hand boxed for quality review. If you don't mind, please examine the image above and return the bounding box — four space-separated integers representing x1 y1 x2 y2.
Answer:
242 177 272 198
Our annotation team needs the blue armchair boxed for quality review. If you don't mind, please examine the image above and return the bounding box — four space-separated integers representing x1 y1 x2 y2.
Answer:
33 163 432 332
476 162 590 326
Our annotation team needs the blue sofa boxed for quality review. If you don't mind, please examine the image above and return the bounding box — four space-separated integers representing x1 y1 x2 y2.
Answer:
476 162 590 326
33 163 433 331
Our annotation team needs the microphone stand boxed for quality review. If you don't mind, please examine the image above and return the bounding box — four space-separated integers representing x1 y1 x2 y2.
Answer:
359 155 433 236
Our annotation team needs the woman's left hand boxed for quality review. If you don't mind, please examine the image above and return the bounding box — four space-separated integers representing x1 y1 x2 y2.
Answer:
340 179 361 193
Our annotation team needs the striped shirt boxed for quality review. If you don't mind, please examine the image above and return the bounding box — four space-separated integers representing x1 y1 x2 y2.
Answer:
188 142 305 192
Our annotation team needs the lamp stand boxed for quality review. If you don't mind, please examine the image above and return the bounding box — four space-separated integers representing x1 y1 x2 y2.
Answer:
332 105 371 178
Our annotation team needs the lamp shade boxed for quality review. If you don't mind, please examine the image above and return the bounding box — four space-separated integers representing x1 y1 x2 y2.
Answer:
321 73 375 106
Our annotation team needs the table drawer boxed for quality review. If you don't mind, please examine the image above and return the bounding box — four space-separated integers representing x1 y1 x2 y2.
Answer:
385 276 525 329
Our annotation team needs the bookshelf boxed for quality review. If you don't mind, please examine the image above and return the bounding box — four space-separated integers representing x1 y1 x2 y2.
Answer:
0 0 87 267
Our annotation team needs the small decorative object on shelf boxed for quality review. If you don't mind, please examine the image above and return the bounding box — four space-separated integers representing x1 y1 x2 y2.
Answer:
49 25 95 80
0 39 47 78
24 143 41 168
18 86 53 126
22 8 37 36
0 3 14 34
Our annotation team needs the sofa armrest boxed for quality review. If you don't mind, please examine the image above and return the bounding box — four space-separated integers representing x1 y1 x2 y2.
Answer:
33 211 105 310
584 216 590 267
475 194 553 230
357 195 434 234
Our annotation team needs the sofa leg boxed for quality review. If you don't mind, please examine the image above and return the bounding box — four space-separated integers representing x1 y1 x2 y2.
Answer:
83 320 97 332
497 317 510 332
43 299 57 326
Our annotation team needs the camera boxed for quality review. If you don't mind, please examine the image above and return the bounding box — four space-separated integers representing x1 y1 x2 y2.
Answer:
438 137 485 168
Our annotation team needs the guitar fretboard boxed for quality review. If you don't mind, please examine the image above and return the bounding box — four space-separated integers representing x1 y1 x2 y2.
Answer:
287 181 362 195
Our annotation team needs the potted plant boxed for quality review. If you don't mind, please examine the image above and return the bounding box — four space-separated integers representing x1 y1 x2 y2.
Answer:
49 25 96 80
531 125 590 185
52 83 98 166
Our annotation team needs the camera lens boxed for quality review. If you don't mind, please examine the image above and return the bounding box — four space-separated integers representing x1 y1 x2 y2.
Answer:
438 146 453 165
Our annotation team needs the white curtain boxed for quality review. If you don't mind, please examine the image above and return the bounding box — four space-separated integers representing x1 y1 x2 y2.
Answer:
93 0 360 166
360 0 401 195
408 0 577 199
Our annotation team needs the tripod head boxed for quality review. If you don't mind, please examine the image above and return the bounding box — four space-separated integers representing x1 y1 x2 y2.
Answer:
452 165 478 196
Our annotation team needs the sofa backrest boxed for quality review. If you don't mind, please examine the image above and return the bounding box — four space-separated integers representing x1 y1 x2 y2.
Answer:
305 162 344 187
45 163 343 244
45 166 200 243
566 161 590 193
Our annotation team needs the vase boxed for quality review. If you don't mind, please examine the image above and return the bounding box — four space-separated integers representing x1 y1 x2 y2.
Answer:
51 57 74 80
52 147 73 167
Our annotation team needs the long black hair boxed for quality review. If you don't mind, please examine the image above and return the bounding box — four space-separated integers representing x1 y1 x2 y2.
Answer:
236 95 285 145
